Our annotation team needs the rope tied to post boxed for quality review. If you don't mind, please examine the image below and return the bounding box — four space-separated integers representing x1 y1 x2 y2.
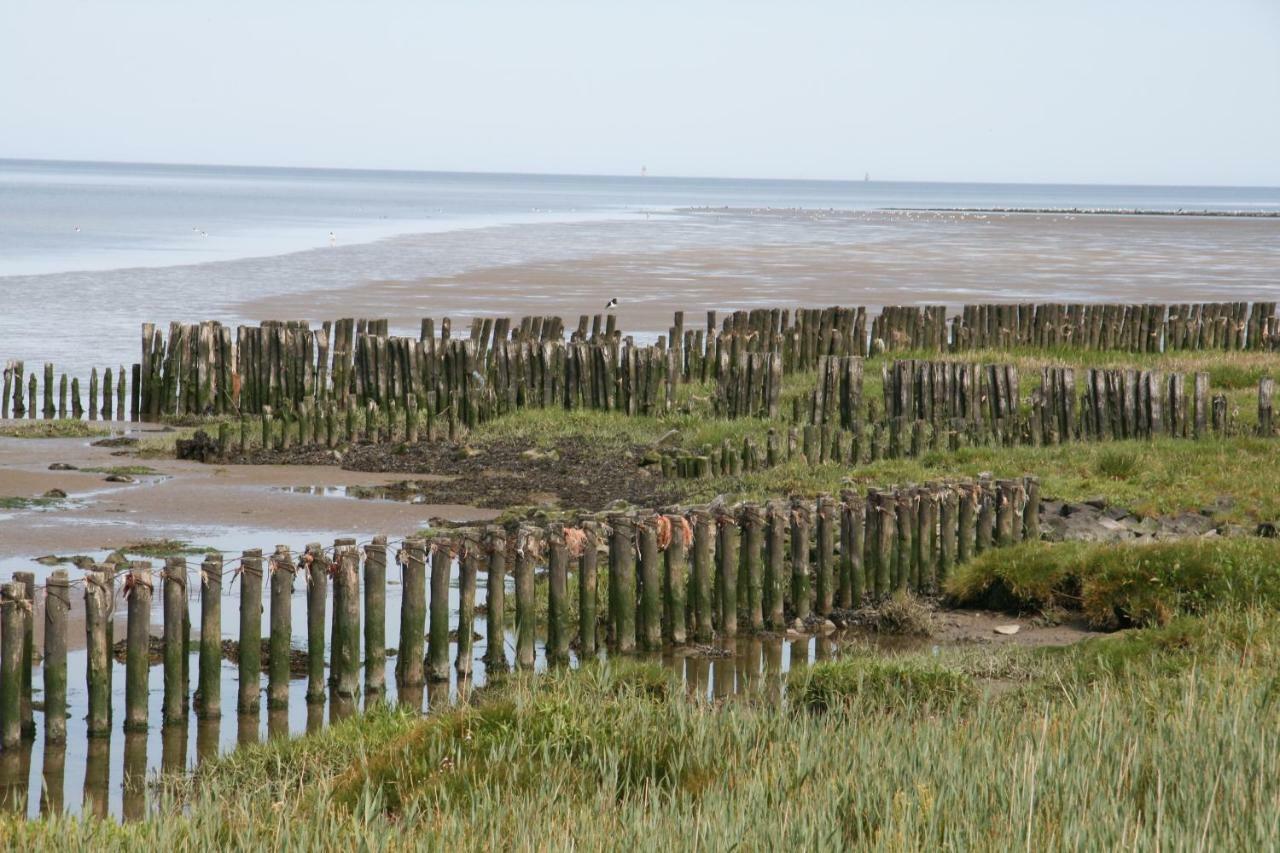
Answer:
563 526 588 558
122 572 153 600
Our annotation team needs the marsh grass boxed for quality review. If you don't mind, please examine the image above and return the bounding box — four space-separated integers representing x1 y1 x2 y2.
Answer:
0 419 109 439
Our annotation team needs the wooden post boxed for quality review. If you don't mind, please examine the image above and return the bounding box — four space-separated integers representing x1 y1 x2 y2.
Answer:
237 550 263 713
958 483 977 564
815 496 836 615
716 509 739 637
764 502 787 627
124 562 152 731
162 558 189 725
0 582 22 749
397 538 428 686
790 499 812 617
840 493 865 608
427 537 452 681
938 487 958 585
483 529 508 672
663 514 689 644
364 537 387 695
12 571 34 739
975 480 995 554
333 547 361 697
547 524 571 663
637 517 662 650
691 512 714 642
578 523 599 658
609 515 637 652
995 480 1016 547
893 492 914 593
514 528 537 668
740 505 765 631
457 533 479 678
1023 476 1041 542
267 546 293 710
875 492 896 598
197 554 222 719
304 544 328 704
1259 378 1275 436
43 571 69 744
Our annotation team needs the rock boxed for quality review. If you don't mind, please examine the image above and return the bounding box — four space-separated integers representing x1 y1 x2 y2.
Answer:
175 430 219 463
994 624 1020 635
819 619 837 634
47 462 77 471
42 488 67 499
104 474 136 483
91 436 138 448
1257 522 1279 538
34 555 61 566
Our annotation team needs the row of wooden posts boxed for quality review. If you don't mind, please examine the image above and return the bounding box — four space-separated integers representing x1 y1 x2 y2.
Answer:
1 361 137 422
0 477 1039 746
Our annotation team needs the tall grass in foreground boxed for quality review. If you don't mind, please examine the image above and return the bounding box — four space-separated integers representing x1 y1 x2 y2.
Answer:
8 604 1280 850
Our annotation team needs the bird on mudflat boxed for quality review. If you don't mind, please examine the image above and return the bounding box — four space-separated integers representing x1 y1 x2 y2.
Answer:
605 298 618 310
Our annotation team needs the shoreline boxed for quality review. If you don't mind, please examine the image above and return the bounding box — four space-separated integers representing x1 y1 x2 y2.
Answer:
882 206 1280 218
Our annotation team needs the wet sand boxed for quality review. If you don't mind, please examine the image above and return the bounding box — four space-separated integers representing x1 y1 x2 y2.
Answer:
239 208 1280 333
0 425 498 563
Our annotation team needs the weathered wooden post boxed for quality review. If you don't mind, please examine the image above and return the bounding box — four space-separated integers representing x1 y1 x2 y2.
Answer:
267 546 293 710
894 491 915 592
764 501 787 627
790 499 812 617
739 505 765 631
12 571 34 739
234 550 263 714
364 536 387 695
691 511 715 641
124 562 152 731
815 496 837 615
0 582 23 749
995 480 1017 547
547 524 571 664
1023 476 1041 541
576 523 599 658
456 532 479 678
304 543 328 704
333 547 361 697
43 571 69 744
427 536 453 681
637 516 662 650
840 492 866 608
514 527 538 668
957 483 977 564
938 486 958 584
197 554 222 719
396 538 428 687
876 491 897 597
975 480 995 553
1259 378 1275 436
162 557 189 725
663 514 689 644
608 515 637 652
716 508 739 637
483 528 508 671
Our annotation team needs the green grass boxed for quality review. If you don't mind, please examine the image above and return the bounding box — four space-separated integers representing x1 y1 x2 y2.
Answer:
0 419 109 439
10 606 1280 848
80 465 162 477
0 495 62 511
113 538 218 557
947 538 1280 627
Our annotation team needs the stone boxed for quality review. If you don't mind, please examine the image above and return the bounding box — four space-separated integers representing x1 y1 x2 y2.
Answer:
47 462 77 471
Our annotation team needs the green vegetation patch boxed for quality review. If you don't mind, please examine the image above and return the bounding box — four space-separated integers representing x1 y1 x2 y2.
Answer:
0 419 109 439
789 657 975 713
81 464 162 476
115 539 219 557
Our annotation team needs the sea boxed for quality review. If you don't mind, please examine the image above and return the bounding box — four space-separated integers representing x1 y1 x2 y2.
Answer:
3 158 1279 374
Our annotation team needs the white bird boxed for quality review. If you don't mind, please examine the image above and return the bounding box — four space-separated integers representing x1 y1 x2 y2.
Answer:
73 225 80 232
328 231 336 247
605 298 618 310
200 230 208 238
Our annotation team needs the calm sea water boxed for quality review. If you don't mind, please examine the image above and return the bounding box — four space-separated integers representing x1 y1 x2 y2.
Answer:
2 158 1279 374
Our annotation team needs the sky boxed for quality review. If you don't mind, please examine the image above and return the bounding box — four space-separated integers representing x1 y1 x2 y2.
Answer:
2 0 1278 186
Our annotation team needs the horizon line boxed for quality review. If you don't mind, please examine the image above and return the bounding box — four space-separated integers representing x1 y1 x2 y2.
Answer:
3 155 1277 193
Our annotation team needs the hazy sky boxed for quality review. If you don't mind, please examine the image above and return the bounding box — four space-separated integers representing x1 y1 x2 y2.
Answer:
3 0 1278 185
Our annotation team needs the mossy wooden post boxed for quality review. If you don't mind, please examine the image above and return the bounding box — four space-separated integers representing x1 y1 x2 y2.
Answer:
975 480 995 554
304 544 328 704
12 571 34 739
237 549 263 713
88 368 99 421
397 538 427 686
608 515 638 652
456 533 479 678
197 554 222 719
957 484 977 564
57 374 67 419
42 363 54 419
483 529 508 671
0 582 23 749
815 496 837 615
663 514 689 644
840 492 865 608
334 548 361 697
547 524 571 664
995 480 1016 547
162 558 189 726
764 502 787 627
267 546 293 710
790 499 812 618
124 562 152 731
427 537 453 681
938 487 958 585
577 523 599 657
514 528 538 668
739 504 765 631
716 509 739 637
691 511 715 641
363 536 387 695
875 492 896 598
1023 476 1041 541
43 571 69 743
637 517 662 650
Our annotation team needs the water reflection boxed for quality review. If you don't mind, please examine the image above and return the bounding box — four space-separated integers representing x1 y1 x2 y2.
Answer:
39 743 64 817
121 732 147 822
